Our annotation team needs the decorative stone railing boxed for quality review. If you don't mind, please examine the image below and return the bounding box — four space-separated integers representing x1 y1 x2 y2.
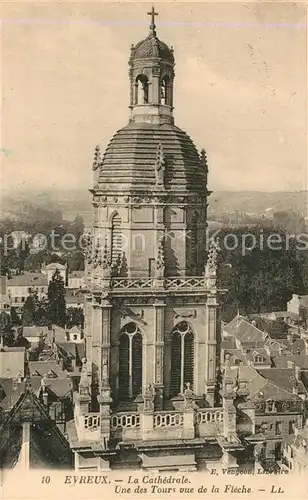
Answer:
153 411 184 428
111 412 140 429
110 277 209 291
196 409 224 424
111 278 154 290
196 408 224 437
164 277 207 291
84 413 101 430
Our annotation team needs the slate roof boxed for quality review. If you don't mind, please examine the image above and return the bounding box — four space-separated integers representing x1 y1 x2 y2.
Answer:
131 33 174 63
28 361 63 378
246 348 271 364
224 316 267 345
0 348 25 379
258 368 307 395
7 273 48 287
232 365 302 402
98 122 207 192
43 262 66 270
221 336 237 350
273 355 308 369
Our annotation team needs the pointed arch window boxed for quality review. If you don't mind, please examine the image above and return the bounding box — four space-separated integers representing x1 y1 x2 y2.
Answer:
135 75 149 105
111 213 122 274
170 322 194 397
118 323 143 399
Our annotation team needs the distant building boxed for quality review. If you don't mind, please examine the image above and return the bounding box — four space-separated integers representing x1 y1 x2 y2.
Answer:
42 262 67 285
7 272 48 311
288 294 308 316
0 276 11 312
283 424 308 473
65 290 85 310
67 271 85 289
67 325 83 343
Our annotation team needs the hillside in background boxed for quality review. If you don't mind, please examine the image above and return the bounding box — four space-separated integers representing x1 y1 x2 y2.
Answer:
1 188 307 226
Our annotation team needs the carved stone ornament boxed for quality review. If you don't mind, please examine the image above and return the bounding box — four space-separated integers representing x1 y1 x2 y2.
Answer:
92 145 101 171
83 230 94 265
156 238 165 271
93 239 102 269
152 66 161 77
206 238 220 275
102 238 111 270
154 143 166 187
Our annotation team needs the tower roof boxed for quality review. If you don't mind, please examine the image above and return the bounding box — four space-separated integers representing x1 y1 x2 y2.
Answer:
131 37 174 63
130 7 174 64
98 122 206 192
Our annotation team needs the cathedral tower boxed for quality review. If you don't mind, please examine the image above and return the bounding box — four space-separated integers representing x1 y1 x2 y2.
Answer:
84 8 217 416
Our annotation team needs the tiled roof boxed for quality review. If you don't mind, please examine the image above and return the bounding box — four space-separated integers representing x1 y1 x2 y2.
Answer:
0 349 25 379
246 348 271 363
221 336 237 350
28 361 63 377
258 368 307 395
98 122 207 192
224 316 267 344
273 355 308 369
7 272 48 287
23 326 49 338
131 34 174 63
43 263 66 270
230 365 302 402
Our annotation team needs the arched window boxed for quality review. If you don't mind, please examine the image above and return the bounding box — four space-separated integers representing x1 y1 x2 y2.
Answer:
170 322 194 397
111 213 122 275
160 76 169 105
135 75 149 105
118 323 143 399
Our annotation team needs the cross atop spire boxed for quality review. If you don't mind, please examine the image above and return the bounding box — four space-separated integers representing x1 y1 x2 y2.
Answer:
147 6 158 36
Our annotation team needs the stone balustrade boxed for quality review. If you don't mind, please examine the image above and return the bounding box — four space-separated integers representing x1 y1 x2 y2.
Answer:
196 408 224 437
75 407 225 444
109 276 209 292
153 411 184 428
111 412 140 429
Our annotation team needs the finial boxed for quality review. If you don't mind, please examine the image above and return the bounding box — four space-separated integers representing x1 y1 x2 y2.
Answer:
147 6 158 37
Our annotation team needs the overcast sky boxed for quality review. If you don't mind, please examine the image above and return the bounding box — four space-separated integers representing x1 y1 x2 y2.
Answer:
2 2 307 193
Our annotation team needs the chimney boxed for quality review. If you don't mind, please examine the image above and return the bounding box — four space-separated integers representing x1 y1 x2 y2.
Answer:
295 365 301 382
293 384 299 396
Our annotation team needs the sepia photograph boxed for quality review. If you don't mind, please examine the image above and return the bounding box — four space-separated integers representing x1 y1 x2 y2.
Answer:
0 1 307 496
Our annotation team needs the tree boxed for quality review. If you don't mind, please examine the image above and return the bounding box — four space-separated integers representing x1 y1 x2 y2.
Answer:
10 307 21 326
22 295 36 326
0 311 14 346
47 269 66 327
66 307 84 329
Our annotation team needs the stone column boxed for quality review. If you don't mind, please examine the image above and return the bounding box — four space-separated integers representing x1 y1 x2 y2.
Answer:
140 385 155 440
205 296 217 407
153 299 165 410
84 293 93 385
222 377 236 441
91 295 102 398
182 384 195 439
151 67 161 104
101 297 112 388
